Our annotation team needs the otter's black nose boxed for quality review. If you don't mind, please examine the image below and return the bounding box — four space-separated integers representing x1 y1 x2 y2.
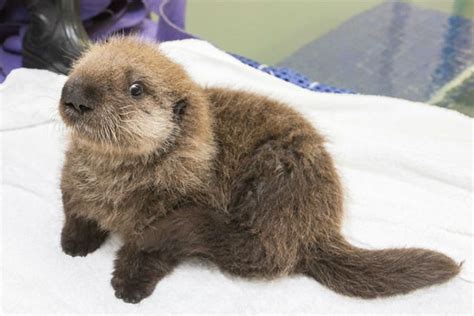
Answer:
62 80 95 115
65 100 93 115
64 96 94 115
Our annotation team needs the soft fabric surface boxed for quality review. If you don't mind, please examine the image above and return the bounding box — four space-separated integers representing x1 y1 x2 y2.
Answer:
1 39 472 314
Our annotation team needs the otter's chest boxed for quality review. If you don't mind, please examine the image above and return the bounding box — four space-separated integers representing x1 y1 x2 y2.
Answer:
68 160 162 234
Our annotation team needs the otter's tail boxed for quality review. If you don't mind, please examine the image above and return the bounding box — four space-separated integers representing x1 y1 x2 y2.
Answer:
303 235 460 298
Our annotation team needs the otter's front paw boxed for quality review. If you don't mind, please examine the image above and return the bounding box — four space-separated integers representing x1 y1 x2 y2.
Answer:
111 273 156 304
61 216 108 257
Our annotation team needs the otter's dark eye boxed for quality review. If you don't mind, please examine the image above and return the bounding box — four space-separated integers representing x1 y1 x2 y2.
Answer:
129 83 143 97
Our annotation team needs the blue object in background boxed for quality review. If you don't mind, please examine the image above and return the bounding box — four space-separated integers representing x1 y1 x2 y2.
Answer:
280 1 474 104
233 53 355 94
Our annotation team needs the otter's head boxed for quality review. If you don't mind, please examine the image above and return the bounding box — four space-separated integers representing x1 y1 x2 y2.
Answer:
60 37 200 156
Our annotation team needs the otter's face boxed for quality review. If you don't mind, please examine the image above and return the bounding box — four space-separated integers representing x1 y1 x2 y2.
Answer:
59 37 190 155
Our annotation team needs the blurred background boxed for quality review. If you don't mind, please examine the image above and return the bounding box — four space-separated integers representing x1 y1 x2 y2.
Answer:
1 0 473 116
187 0 474 116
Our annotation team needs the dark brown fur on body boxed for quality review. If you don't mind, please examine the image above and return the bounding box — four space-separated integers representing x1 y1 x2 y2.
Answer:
59 37 460 303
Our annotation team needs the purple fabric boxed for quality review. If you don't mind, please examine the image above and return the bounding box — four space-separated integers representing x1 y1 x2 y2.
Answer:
0 0 192 82
124 17 159 40
3 32 20 52
3 26 26 53
0 46 21 77
98 7 148 39
80 0 112 20
2 3 28 23
157 0 195 41
83 0 131 40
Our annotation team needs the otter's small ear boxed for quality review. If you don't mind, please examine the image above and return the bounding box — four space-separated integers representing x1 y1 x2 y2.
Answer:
172 98 188 120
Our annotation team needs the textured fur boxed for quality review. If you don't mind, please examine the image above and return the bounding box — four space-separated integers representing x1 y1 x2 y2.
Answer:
59 37 460 304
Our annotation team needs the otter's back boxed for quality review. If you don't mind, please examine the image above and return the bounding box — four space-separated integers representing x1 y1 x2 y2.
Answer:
204 88 343 235
206 88 325 166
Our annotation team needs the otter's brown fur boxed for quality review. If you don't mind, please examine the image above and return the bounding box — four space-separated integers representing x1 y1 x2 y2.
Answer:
59 37 460 304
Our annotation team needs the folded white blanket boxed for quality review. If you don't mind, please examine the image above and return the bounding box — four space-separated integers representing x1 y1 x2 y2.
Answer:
1 39 472 314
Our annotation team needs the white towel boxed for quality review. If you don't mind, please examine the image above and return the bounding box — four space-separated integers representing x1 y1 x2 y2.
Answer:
1 39 472 314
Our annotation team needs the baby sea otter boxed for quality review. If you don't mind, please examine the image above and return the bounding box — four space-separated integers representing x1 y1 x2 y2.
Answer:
59 37 460 304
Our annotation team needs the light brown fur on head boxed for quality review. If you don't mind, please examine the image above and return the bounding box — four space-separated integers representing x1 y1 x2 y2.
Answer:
61 36 214 160
59 36 460 304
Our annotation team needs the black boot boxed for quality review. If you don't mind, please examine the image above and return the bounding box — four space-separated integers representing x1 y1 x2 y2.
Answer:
22 0 90 74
